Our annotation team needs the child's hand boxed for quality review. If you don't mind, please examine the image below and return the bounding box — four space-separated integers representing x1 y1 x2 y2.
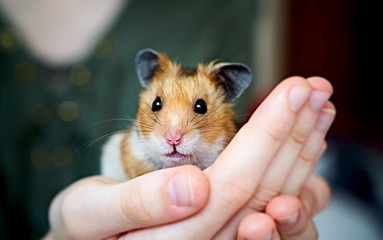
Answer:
45 76 335 240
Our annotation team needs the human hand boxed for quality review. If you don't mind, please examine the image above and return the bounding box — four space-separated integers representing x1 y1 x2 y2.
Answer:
237 174 331 240
121 76 335 239
45 76 335 239
44 166 210 240
44 174 330 240
213 76 335 239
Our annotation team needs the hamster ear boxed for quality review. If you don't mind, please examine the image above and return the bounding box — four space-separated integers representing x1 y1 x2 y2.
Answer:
212 63 252 102
135 48 160 88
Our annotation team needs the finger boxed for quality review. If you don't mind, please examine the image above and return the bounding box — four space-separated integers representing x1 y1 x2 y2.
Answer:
266 174 330 240
237 212 280 240
281 80 336 195
266 196 318 240
50 165 209 240
206 76 312 211
251 76 333 209
203 76 312 236
281 103 335 195
300 174 331 216
119 76 314 239
213 77 333 238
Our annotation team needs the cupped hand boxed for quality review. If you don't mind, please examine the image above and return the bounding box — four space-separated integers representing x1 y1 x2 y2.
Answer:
214 76 335 239
115 76 335 239
45 76 335 240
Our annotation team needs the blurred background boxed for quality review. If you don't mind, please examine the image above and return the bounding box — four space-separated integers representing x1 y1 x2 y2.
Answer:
281 1 383 239
0 0 382 239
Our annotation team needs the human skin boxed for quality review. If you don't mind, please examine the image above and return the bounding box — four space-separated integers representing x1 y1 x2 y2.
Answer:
45 76 335 240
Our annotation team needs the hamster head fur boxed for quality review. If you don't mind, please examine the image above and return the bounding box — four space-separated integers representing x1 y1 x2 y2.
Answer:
132 49 252 170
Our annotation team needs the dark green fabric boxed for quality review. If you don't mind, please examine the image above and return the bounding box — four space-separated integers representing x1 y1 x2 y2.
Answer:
0 0 256 238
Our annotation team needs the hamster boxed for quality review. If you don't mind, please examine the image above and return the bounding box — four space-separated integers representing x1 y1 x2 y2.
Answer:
101 49 252 181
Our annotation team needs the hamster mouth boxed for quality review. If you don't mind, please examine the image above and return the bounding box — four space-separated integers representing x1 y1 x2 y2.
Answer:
166 150 186 158
165 145 187 159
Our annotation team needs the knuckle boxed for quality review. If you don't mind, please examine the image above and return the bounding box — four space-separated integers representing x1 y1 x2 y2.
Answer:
120 185 153 225
299 149 316 163
216 177 254 212
247 196 268 212
247 185 280 212
264 125 287 146
290 129 308 146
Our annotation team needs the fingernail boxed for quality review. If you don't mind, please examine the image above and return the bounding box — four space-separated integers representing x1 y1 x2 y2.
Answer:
168 171 194 207
310 91 331 111
289 86 311 112
316 108 336 131
278 211 299 225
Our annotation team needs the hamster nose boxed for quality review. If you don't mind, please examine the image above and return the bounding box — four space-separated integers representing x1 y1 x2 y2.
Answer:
165 128 183 146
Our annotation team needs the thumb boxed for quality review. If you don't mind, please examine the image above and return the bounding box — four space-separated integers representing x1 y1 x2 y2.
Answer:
50 165 209 240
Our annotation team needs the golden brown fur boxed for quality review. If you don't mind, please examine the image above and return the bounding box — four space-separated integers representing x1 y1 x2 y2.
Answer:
120 131 154 179
121 52 239 178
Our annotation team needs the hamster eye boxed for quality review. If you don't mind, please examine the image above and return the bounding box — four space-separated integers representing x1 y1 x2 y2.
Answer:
194 99 207 114
152 96 162 112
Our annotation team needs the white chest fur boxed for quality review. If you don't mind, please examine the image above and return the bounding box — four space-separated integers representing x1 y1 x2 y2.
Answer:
100 133 127 181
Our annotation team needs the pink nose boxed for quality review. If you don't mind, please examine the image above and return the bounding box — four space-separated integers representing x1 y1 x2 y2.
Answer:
166 128 183 146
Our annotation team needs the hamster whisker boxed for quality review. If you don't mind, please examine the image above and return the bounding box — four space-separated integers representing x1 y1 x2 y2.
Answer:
231 114 252 125
139 131 154 136
135 104 163 127
74 129 127 155
197 120 238 128
190 104 224 127
198 129 236 136
137 129 156 135
197 125 238 133
189 150 198 166
127 138 149 147
90 118 138 128
121 89 163 127
232 113 252 119
187 112 199 126
144 102 163 126
85 105 134 124
196 125 235 131
186 110 191 126
134 120 157 130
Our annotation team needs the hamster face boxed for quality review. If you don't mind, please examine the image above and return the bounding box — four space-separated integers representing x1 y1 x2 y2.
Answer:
135 64 236 170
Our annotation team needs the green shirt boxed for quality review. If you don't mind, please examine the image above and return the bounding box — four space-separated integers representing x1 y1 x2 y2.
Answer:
0 0 256 238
